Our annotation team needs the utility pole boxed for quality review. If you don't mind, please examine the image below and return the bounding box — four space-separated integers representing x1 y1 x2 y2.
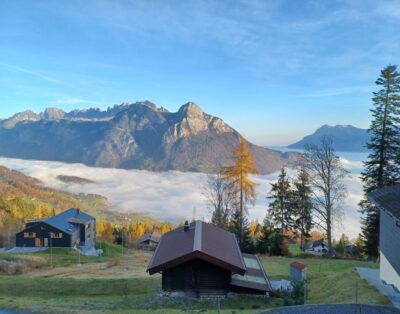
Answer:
50 233 53 268
355 280 358 304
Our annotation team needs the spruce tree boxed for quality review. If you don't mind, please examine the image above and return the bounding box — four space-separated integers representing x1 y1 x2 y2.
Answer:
268 167 293 234
360 65 400 260
292 167 313 251
230 208 254 253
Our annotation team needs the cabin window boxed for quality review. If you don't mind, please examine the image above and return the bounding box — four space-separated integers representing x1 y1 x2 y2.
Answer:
24 232 36 238
50 232 63 238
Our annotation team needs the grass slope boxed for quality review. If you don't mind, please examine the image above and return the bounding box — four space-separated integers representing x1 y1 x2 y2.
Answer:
0 243 391 314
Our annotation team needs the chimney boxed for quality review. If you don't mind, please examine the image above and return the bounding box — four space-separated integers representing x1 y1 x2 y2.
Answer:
183 220 189 232
76 208 80 216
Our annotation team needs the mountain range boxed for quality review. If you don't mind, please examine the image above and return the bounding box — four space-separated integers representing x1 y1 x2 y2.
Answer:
0 101 299 174
288 124 370 152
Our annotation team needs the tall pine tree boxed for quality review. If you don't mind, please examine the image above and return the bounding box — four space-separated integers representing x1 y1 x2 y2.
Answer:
360 65 400 260
292 167 313 251
268 167 293 234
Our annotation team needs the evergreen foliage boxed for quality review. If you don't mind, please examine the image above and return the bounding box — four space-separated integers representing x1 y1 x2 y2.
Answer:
291 167 313 251
360 64 400 260
268 167 293 233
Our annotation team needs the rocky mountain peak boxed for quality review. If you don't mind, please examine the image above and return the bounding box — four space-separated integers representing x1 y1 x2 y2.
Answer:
42 107 65 120
178 102 204 118
1 110 41 128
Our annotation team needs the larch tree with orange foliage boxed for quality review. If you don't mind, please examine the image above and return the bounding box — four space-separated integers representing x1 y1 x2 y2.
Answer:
223 138 258 250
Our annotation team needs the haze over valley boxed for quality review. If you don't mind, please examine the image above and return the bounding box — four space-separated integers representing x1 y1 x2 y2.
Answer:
0 150 366 239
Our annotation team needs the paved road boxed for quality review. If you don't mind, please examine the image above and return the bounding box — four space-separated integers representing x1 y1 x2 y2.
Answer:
357 267 400 309
263 304 400 313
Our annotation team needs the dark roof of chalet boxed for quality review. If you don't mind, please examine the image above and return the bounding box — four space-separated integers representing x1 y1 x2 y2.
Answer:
25 208 94 235
138 232 160 244
147 220 246 275
312 239 327 247
368 185 400 219
231 253 272 292
290 261 306 271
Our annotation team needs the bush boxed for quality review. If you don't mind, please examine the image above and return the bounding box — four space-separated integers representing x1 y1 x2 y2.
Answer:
283 281 305 306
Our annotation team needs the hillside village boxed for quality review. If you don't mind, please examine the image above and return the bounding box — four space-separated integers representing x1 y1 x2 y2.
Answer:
2 1 400 314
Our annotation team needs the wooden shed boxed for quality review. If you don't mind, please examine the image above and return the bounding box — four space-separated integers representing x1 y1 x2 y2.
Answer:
147 220 271 296
290 261 306 281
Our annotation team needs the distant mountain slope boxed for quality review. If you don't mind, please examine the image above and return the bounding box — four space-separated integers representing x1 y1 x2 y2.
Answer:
0 165 164 223
0 102 299 174
288 125 370 152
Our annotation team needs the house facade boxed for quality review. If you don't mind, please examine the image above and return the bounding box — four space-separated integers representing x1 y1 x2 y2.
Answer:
16 208 96 248
147 220 271 296
138 231 160 250
368 185 400 291
310 239 328 253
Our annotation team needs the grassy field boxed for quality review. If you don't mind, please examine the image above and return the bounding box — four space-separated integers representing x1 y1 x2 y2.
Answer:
0 243 390 314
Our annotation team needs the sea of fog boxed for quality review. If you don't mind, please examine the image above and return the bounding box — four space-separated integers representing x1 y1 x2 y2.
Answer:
0 149 368 240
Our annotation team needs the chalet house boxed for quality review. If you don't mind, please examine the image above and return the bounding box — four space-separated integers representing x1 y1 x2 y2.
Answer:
16 208 95 248
310 239 328 253
368 185 400 291
138 231 160 250
147 220 272 296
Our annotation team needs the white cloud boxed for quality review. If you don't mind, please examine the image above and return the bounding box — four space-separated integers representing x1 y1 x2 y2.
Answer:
0 155 364 239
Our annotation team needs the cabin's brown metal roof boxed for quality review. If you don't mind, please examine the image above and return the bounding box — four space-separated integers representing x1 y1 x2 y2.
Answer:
147 221 246 275
368 185 400 219
230 253 272 292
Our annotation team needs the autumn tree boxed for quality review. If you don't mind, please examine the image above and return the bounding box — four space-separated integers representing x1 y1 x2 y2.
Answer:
360 65 400 260
302 137 348 256
223 138 258 249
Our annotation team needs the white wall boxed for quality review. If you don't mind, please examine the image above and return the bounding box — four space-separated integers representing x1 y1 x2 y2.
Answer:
380 252 400 290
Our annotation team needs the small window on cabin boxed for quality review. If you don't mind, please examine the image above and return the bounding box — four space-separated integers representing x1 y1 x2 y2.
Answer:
24 232 36 238
51 232 63 238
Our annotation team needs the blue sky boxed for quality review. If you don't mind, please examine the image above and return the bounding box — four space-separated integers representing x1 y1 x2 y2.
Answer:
0 0 399 145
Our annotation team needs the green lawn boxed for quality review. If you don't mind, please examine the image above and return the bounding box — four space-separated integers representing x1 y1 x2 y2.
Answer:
0 241 123 269
0 245 391 313
260 256 389 305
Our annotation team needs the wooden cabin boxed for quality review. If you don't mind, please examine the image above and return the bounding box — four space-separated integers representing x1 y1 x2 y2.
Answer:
147 220 271 296
138 231 160 250
16 208 96 248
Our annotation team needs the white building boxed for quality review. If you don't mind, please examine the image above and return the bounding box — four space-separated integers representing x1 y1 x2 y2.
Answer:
368 185 400 291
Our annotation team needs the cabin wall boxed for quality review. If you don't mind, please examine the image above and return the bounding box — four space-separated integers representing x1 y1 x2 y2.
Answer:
162 259 231 295
380 210 400 289
16 222 71 247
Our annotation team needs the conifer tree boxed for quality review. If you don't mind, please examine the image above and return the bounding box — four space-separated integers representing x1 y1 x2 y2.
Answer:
268 167 293 234
360 65 400 260
230 208 254 253
291 167 313 251
223 138 258 247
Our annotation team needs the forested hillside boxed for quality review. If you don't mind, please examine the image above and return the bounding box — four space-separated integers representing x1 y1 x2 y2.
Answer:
0 166 171 246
